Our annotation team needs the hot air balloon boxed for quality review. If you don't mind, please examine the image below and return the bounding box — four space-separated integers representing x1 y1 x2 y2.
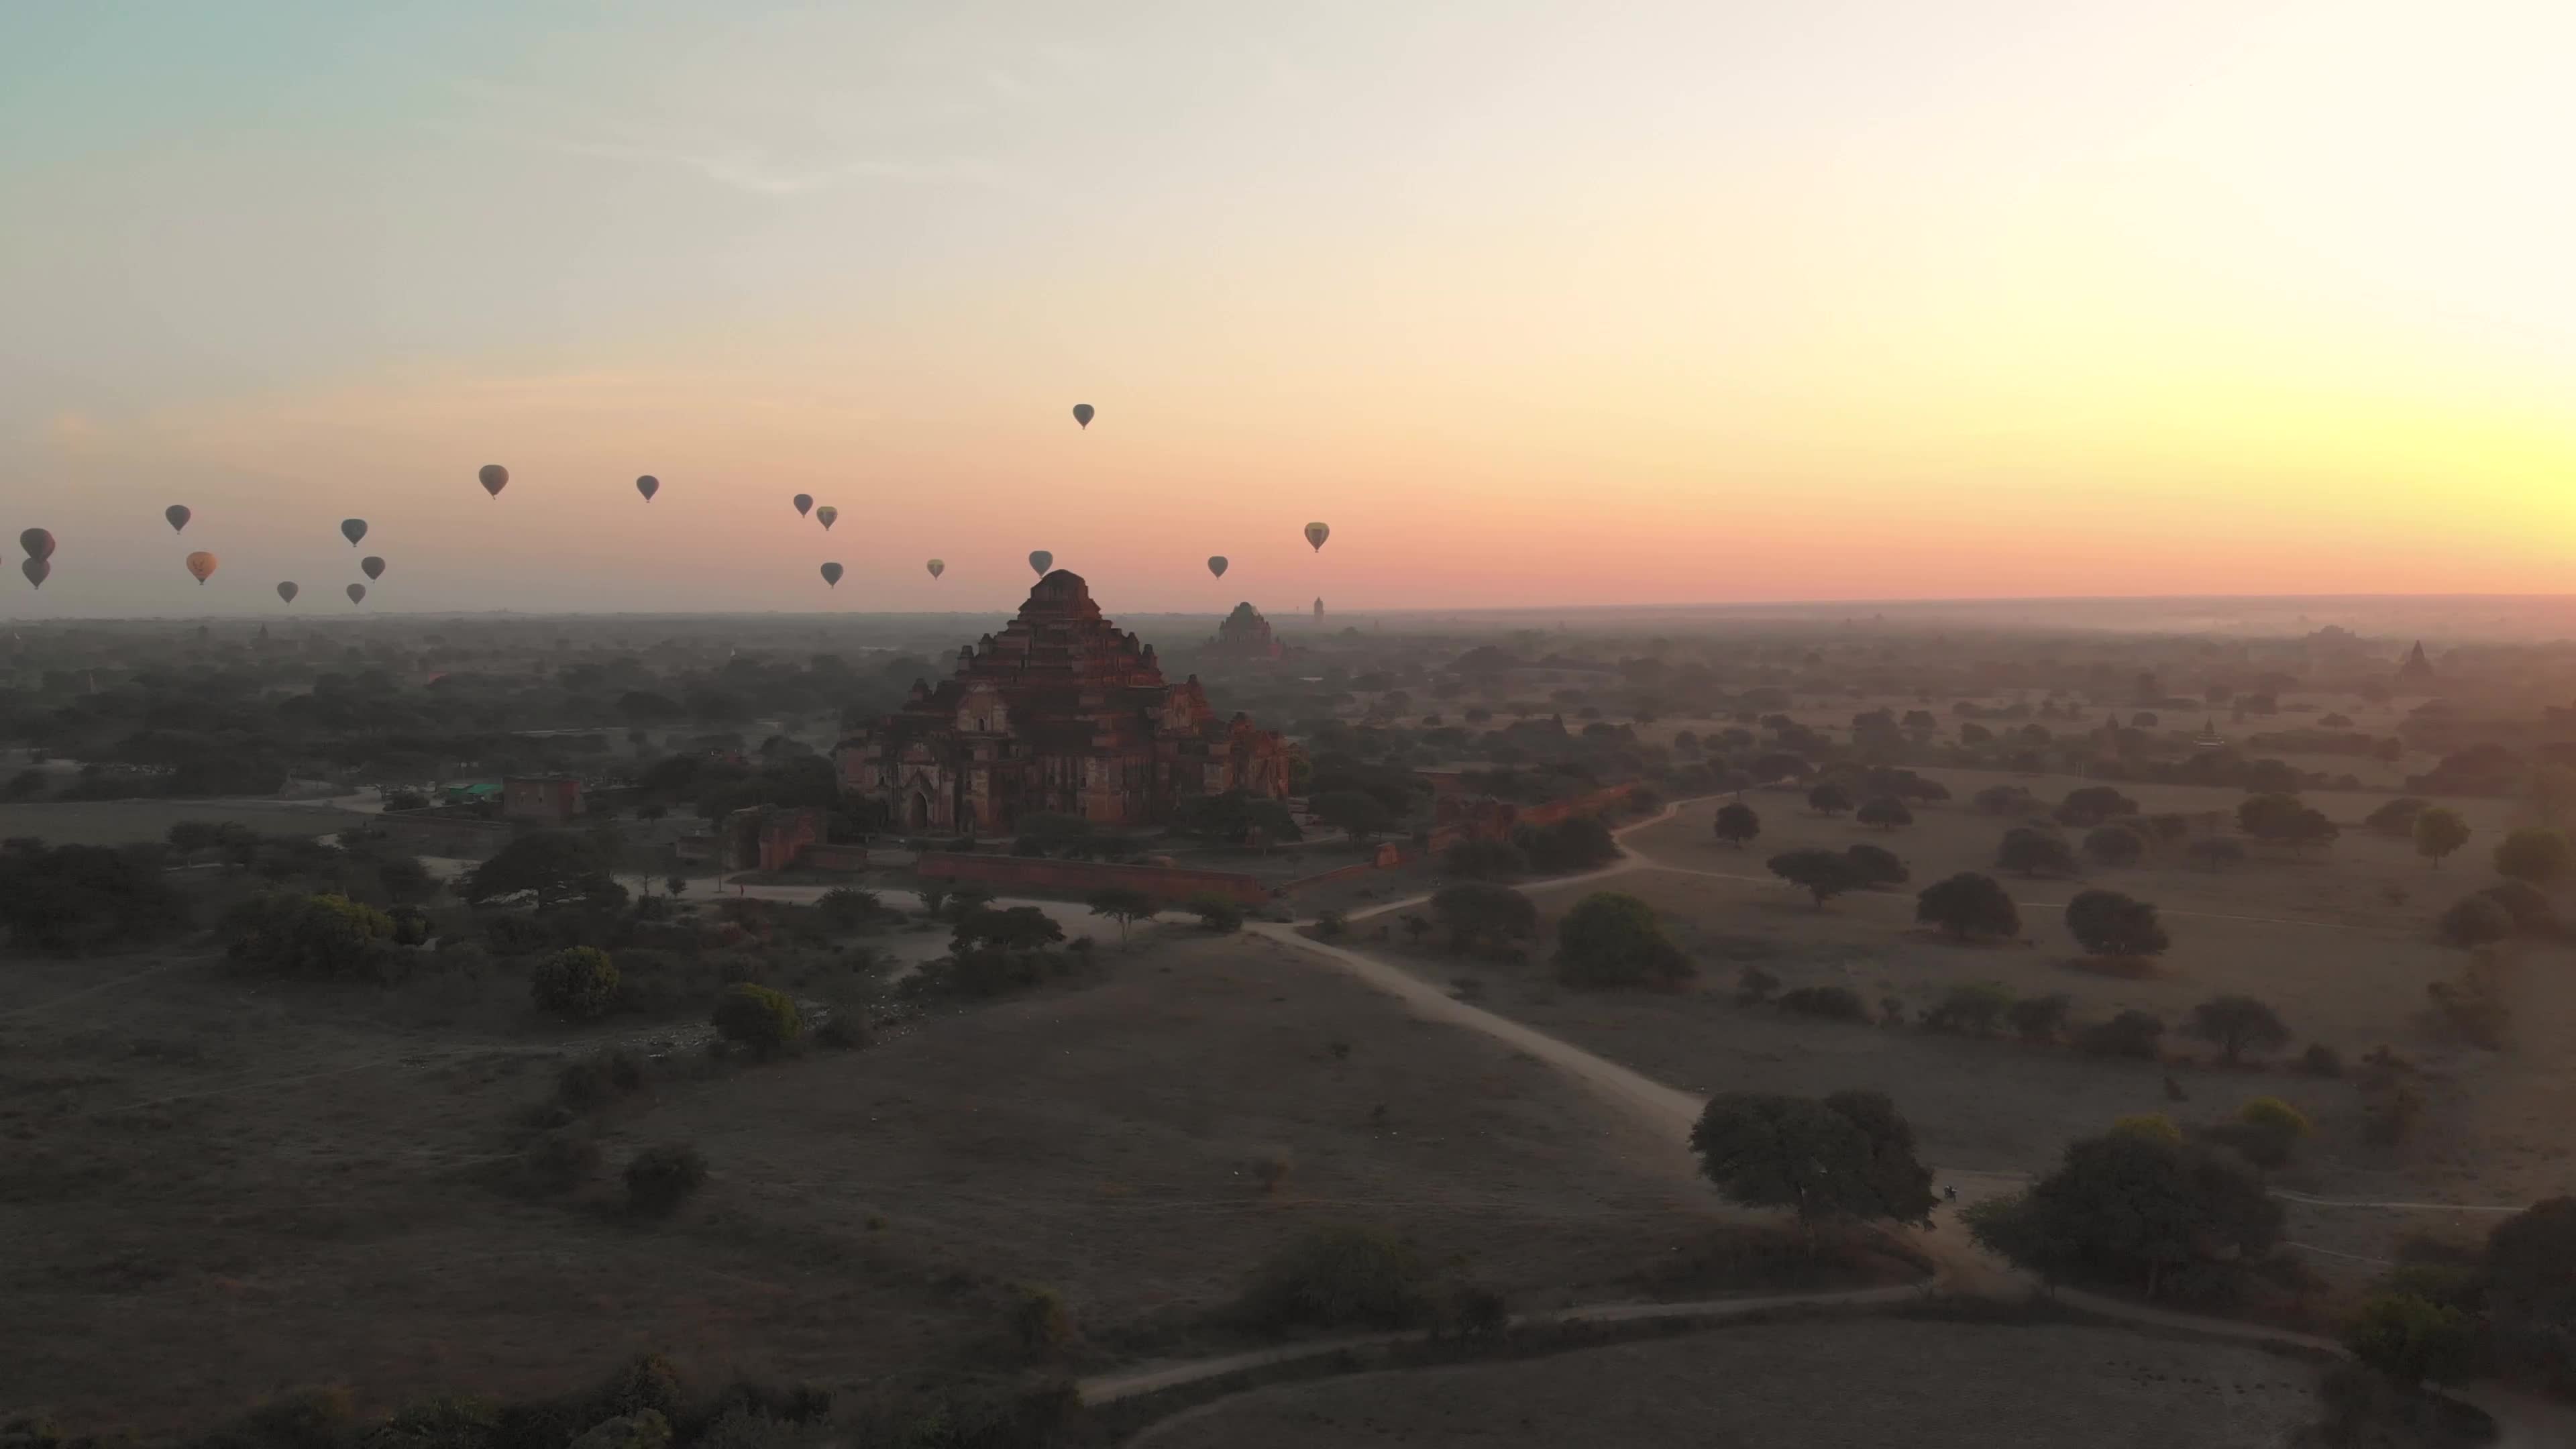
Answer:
819 562 843 588
347 583 367 605
816 505 838 531
19 528 54 561
926 559 945 579
166 505 192 533
635 475 659 501
478 464 508 497
20 558 47 590
340 519 368 547
276 582 299 603
1072 403 1094 429
185 551 217 585
361 555 386 581
1304 521 1330 552
1028 550 1053 576
793 494 813 517
1208 555 1228 578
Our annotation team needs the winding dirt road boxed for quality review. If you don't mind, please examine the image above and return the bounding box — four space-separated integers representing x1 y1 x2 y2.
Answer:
1095 802 2576 1446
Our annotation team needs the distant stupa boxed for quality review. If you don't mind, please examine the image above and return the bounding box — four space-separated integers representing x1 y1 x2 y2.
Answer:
2396 641 2436 686
1313 596 1324 622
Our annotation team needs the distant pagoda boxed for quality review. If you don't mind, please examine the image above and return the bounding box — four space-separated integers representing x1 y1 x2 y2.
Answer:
2396 641 2437 686
1207 601 1285 660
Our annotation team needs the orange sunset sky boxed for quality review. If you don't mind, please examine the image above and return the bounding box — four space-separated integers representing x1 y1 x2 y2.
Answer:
5 1 2573 617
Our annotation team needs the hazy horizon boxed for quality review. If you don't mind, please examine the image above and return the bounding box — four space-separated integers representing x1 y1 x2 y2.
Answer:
9 1 2573 618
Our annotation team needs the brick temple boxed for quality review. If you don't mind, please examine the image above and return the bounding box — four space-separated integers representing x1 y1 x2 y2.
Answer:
837 570 1295 833
1206 601 1285 660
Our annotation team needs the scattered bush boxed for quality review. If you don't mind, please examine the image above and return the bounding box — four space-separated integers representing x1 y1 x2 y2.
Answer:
2054 786 2139 827
1315 908 1350 940
2082 825 2145 867
2006 993 2072 1044
2064 889 2169 959
2186 837 2247 873
523 1131 605 1195
815 1014 870 1051
1996 828 2076 877
1430 881 1538 955
1442 838 1527 879
223 892 398 979
1186 893 1246 932
2298 1042 2345 1078
1915 871 2021 941
815 887 886 930
1854 796 1913 830
2076 1009 2166 1059
623 1144 708 1218
711 983 803 1057
1711 802 1761 849
2436 894 2513 949
1777 985 1870 1022
1553 892 1693 989
2479 879 2559 936
1735 965 1780 1004
1921 983 2013 1035
1237 1224 1436 1333
2494 826 2575 886
1841 842 1908 887
556 1048 649 1112
1767 848 1860 908
2110 1114 2184 1144
2188 995 2290 1064
531 946 621 1021
2345 1293 2482 1387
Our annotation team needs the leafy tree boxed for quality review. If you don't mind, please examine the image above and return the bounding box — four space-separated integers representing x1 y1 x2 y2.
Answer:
1310 790 1398 847
1922 983 2013 1035
1711 802 1761 849
1187 892 1246 932
2063 889 2169 959
1688 1091 1935 1246
2186 837 2246 873
1177 790 1305 846
2345 1294 2481 1387
1430 881 1538 954
2110 1114 2184 1144
712 983 802 1056
1842 842 1909 888
664 874 688 898
1519 815 1620 871
955 904 1065 953
2494 826 2575 886
1442 838 1527 879
1915 871 2021 941
816 886 885 930
2054 786 2139 827
2238 792 2339 851
2366 797 2429 835
2083 824 2145 867
1966 1128 2281 1297
466 830 612 908
2484 1196 2576 1389
2436 894 2514 949
531 946 620 1020
222 892 396 979
2239 1094 2311 1140
1767 849 1860 908
1238 1224 1436 1332
1997 827 2076 877
1553 891 1693 988
2076 1009 2165 1059
1972 784 2041 816
1085 887 1157 943
2006 993 2072 1044
2480 879 2560 935
1854 796 1913 830
2184 989 2287 1062
1807 782 1853 816
0 841 189 953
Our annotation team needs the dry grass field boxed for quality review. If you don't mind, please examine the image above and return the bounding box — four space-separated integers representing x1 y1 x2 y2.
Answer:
1 928 1722 1434
1141 1316 2323 1449
1344 761 2576 1271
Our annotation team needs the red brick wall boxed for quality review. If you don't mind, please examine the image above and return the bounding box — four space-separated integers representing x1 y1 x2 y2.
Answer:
915 853 1273 906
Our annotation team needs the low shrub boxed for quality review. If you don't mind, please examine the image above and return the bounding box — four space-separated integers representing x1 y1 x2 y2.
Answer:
1237 1224 1436 1334
711 983 802 1057
556 1048 649 1112
1776 985 1869 1022
624 1144 708 1218
523 1132 604 1195
531 946 621 1021
2076 1009 2165 1059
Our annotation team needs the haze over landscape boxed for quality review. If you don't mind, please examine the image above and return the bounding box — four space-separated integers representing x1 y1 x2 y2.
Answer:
9 1 2575 616
17 7 2576 1449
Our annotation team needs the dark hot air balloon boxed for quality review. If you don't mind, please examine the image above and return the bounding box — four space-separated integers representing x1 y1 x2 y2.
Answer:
20 558 47 590
926 559 945 579
635 475 659 500
819 562 843 588
793 494 813 517
361 555 386 580
1208 555 1228 578
340 519 368 547
347 583 367 604
1304 521 1330 551
816 505 838 531
1028 550 1052 576
19 528 54 561
185 551 217 585
276 581 299 603
1071 403 1094 429
166 505 192 533
478 464 508 497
